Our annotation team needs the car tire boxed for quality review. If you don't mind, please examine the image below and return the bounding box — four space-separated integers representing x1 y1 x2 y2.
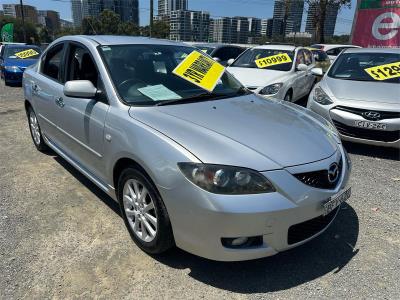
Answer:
27 106 49 152
284 90 292 101
118 167 174 254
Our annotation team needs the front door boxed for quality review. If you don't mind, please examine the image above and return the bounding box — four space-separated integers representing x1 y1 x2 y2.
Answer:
55 42 109 182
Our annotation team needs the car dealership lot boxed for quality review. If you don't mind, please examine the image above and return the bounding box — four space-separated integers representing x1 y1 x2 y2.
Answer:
0 83 399 299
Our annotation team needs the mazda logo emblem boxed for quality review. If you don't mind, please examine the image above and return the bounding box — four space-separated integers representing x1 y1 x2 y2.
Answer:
363 111 381 121
328 163 339 184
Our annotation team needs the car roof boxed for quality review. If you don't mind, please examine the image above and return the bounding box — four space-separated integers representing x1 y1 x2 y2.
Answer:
192 43 241 48
5 44 40 49
252 44 296 51
343 47 400 54
56 35 189 47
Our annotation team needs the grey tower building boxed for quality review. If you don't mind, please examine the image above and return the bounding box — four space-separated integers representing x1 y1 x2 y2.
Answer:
305 2 339 38
271 0 304 36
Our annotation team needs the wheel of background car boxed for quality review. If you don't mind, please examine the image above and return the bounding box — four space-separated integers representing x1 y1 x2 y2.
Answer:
27 106 49 152
284 91 292 102
117 79 147 98
117 167 174 254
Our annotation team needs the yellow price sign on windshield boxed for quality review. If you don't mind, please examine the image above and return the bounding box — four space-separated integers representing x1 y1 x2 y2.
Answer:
14 49 39 59
173 51 225 92
364 61 400 81
255 53 292 69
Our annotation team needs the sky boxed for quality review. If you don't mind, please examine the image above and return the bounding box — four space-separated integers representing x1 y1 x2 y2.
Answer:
0 0 357 35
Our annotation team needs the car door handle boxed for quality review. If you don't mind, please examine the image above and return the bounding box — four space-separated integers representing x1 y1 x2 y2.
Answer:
32 84 39 93
55 97 65 108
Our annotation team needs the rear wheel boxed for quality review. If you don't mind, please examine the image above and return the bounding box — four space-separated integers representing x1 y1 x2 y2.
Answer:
27 106 48 152
118 167 174 254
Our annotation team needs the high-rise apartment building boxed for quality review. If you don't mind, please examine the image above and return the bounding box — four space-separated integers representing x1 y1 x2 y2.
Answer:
271 0 304 36
2 4 38 24
210 16 252 44
248 17 262 43
169 10 209 42
158 0 188 16
305 2 339 38
261 18 273 38
71 0 139 27
38 10 61 32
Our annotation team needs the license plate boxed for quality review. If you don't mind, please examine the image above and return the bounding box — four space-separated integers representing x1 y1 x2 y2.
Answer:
323 187 351 216
354 120 387 130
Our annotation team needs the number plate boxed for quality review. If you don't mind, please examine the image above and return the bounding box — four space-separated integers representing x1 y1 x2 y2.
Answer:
354 120 387 130
323 187 351 216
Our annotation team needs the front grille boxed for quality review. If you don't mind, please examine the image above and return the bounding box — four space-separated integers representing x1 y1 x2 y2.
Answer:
335 106 400 121
294 159 342 189
288 207 339 245
333 120 400 142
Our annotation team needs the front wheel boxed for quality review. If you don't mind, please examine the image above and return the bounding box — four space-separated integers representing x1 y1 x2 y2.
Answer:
27 106 49 152
118 167 174 254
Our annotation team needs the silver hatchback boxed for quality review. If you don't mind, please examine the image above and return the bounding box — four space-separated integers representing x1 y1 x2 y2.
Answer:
23 36 351 261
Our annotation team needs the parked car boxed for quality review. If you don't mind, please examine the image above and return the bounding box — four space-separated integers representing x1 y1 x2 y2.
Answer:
192 43 245 66
0 44 42 85
308 48 400 149
24 36 351 261
227 45 317 101
311 44 361 63
308 47 331 73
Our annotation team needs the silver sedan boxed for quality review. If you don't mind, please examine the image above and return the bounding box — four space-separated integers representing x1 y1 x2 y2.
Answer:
23 36 351 261
308 48 400 148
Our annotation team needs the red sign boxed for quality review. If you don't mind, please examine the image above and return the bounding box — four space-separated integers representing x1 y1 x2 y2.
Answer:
352 8 400 47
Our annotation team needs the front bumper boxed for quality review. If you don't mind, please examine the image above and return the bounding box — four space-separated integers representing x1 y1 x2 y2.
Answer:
158 147 350 261
308 97 400 149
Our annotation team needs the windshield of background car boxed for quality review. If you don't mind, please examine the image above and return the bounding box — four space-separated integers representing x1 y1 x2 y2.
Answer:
311 49 329 62
231 48 294 71
193 45 215 55
328 52 400 83
311 44 324 50
99 44 245 105
4 46 41 59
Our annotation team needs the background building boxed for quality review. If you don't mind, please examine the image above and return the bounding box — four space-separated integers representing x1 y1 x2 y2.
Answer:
158 0 188 17
38 10 61 32
305 2 339 39
2 4 38 24
248 17 262 43
271 0 304 36
71 0 139 27
169 10 209 42
261 18 273 38
60 19 74 29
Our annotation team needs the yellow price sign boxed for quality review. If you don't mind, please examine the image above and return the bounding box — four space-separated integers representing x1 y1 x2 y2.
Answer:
172 51 225 92
364 61 400 81
255 53 292 69
14 49 39 59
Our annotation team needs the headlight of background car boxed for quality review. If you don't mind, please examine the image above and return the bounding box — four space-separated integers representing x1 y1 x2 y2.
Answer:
4 66 19 72
178 163 275 194
313 86 333 105
259 83 283 95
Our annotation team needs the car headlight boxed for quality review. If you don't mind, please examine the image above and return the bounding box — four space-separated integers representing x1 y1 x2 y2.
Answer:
178 163 275 194
313 86 333 105
259 83 283 95
4 66 19 72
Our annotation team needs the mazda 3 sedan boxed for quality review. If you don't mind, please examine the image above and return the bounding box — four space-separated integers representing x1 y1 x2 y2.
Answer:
23 36 351 261
308 48 400 148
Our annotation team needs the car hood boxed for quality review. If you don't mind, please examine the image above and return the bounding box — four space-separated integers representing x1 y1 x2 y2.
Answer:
227 67 289 88
325 77 399 105
4 58 38 68
128 94 339 170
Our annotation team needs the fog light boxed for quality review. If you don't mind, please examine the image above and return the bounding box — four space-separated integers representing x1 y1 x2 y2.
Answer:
231 237 248 246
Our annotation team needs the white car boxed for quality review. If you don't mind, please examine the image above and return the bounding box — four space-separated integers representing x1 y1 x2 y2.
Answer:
227 45 317 102
311 44 361 63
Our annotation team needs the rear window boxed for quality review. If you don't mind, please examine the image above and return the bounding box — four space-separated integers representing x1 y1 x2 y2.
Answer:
311 44 324 50
312 50 329 62
4 46 41 59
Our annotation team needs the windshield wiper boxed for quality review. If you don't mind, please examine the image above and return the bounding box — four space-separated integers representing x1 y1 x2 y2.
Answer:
155 92 234 106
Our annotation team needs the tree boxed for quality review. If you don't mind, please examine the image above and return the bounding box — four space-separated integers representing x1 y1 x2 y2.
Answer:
141 21 169 38
305 0 351 43
118 21 140 36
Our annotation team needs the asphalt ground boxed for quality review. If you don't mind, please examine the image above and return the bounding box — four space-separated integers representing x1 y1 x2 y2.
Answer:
0 82 399 299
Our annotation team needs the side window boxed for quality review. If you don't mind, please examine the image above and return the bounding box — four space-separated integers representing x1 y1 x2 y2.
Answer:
303 50 313 65
66 44 99 88
326 48 340 56
295 50 305 66
41 44 64 82
230 47 244 59
214 48 230 61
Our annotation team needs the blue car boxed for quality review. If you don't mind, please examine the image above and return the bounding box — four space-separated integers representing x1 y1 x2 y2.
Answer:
0 44 42 85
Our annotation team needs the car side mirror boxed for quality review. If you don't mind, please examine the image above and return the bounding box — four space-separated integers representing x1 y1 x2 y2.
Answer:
296 63 308 72
64 80 97 98
311 67 323 76
213 57 221 62
227 58 235 66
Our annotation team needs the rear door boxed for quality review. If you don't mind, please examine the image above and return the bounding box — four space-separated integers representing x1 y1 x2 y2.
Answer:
55 42 109 180
33 42 66 144
293 49 307 100
302 48 316 94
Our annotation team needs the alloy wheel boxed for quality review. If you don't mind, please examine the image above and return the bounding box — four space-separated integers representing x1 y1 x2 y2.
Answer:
29 111 41 145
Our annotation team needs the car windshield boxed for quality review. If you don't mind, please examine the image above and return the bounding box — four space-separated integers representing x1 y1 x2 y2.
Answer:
193 45 215 55
311 49 329 62
99 44 247 105
328 52 400 83
231 48 294 71
4 46 41 59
